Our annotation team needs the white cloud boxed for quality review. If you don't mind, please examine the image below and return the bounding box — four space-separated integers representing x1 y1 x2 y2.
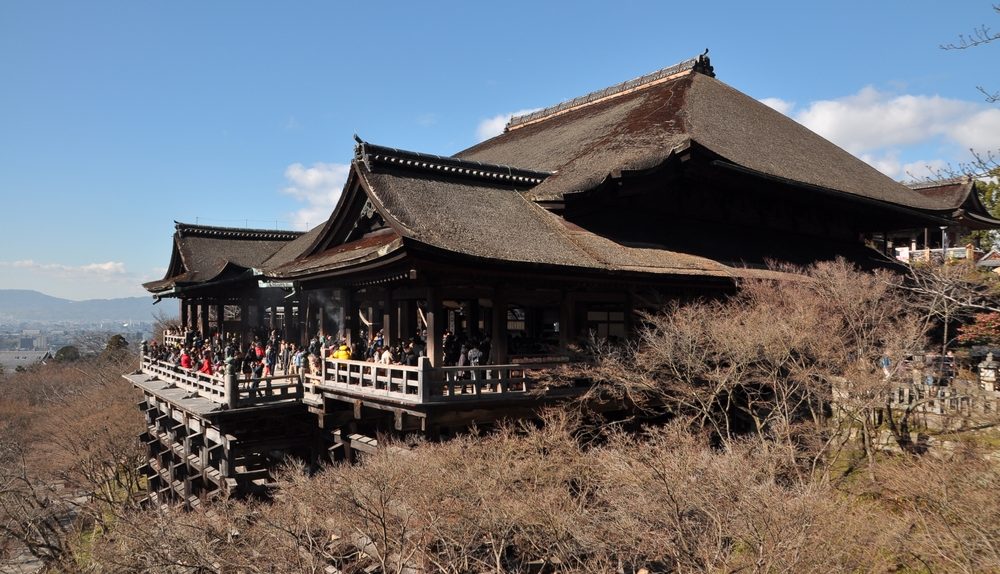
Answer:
3 260 126 276
759 97 795 116
280 162 351 230
791 86 981 155
948 108 1000 152
0 260 143 299
858 152 902 179
760 86 1000 178
475 108 542 142
901 159 950 182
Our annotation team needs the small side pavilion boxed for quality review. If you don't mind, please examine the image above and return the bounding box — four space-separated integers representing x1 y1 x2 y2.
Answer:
144 222 305 345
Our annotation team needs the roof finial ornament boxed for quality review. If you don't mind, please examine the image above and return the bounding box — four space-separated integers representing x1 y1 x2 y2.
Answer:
354 134 372 170
694 49 715 78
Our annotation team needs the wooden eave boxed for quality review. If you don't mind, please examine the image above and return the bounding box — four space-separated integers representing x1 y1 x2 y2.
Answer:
302 166 366 257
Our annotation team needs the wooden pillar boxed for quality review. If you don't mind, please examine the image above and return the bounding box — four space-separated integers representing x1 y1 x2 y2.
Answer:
297 294 307 344
283 300 293 343
215 303 224 339
180 301 189 331
491 287 508 364
344 289 357 345
382 289 394 347
255 301 265 338
399 299 414 342
334 288 346 341
200 302 211 337
559 290 573 352
239 296 249 345
469 299 481 339
188 303 198 333
425 286 443 367
318 292 329 338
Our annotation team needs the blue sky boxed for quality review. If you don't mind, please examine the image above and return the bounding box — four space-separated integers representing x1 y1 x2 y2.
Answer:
1 1 998 300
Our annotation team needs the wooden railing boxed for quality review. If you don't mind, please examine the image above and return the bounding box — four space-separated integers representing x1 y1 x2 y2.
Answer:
901 246 980 262
306 358 427 402
139 354 302 409
307 356 566 404
162 332 185 347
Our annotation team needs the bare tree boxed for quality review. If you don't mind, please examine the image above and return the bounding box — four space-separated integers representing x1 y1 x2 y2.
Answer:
941 4 1000 103
901 260 1000 354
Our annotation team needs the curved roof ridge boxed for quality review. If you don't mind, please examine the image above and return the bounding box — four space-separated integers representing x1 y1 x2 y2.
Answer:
174 221 304 241
354 138 551 186
507 51 714 131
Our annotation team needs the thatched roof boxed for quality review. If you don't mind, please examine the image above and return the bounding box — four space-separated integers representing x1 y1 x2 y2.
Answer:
144 223 303 293
456 56 943 210
907 177 1000 229
272 143 817 282
267 230 404 278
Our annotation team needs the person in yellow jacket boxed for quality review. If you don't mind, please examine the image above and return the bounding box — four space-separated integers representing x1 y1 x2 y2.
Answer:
332 345 351 361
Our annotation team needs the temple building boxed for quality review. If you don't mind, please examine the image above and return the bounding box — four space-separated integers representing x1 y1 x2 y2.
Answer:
129 53 999 504
889 177 1000 262
144 223 305 345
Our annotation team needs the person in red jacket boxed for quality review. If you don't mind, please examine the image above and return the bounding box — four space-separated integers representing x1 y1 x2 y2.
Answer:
180 348 193 370
199 351 214 376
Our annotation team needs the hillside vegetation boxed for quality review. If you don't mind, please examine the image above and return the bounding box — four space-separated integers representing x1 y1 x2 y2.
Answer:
3 261 1000 573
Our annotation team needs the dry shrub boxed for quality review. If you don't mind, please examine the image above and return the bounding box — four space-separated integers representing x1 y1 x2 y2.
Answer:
86 415 922 573
867 449 1000 573
579 259 929 475
0 354 144 569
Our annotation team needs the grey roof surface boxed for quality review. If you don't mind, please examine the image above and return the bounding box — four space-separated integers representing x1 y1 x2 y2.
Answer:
457 68 942 210
351 156 801 280
144 223 303 292
268 231 404 277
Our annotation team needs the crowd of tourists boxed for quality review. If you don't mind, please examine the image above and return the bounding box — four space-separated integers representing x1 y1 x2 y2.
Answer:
144 326 495 381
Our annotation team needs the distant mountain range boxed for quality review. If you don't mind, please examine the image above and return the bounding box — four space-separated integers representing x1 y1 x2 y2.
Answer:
0 289 171 324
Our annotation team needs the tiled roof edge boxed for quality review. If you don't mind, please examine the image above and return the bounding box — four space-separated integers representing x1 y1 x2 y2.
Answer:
506 51 714 131
354 138 552 186
175 222 304 241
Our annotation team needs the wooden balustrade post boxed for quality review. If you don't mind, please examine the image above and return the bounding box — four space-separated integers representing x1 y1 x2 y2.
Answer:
320 347 327 382
225 368 239 410
418 356 432 401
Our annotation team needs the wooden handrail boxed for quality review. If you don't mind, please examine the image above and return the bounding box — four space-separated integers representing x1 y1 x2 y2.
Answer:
140 354 302 409
313 357 561 404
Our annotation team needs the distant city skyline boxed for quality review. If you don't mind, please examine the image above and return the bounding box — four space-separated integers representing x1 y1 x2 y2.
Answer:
2 1 999 300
